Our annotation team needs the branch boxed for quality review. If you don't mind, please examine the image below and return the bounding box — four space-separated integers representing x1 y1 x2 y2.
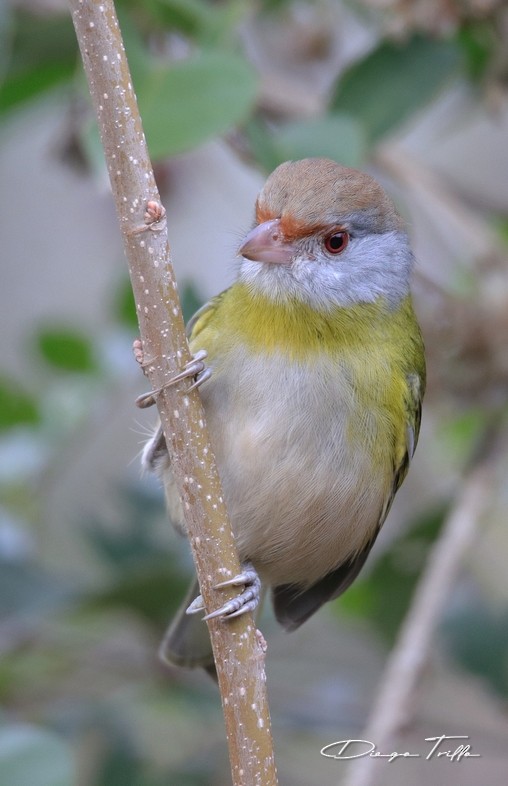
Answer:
343 428 502 786
68 3 278 784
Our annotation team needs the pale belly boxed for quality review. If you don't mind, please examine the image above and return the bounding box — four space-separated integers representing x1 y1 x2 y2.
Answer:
199 351 391 588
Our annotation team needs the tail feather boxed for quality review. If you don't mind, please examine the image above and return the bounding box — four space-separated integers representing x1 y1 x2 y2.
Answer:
159 577 215 672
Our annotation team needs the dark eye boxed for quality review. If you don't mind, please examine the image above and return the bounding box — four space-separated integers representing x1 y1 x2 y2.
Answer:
324 230 349 255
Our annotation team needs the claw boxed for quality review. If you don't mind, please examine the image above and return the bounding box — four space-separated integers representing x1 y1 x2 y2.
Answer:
214 567 260 590
200 564 261 622
135 350 210 409
203 593 259 621
188 366 212 391
184 564 261 622
136 391 157 409
186 594 205 615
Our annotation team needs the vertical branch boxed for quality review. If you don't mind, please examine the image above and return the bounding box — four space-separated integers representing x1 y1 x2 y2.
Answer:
68 3 278 784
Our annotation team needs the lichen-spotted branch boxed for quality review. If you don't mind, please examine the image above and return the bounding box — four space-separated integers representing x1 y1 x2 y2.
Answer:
68 2 277 784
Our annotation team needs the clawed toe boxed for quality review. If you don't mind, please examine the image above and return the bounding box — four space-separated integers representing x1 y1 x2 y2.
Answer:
135 349 210 408
188 366 212 391
186 564 261 622
214 567 260 591
203 591 259 621
186 594 206 615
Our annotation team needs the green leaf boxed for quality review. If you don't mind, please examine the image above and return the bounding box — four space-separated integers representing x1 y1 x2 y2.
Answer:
5 11 76 73
337 505 447 642
244 117 281 174
35 327 96 373
440 409 490 466
331 35 461 143
138 51 258 160
457 21 496 80
0 725 74 786
180 281 203 324
0 11 76 116
114 277 138 329
0 60 74 115
85 559 190 627
142 0 243 46
246 115 366 173
495 216 508 247
442 595 508 697
0 559 74 621
0 5 13 84
0 377 39 431
113 277 203 328
274 114 367 168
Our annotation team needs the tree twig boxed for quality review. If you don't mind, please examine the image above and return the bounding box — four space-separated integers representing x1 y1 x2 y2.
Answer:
343 428 502 786
68 3 278 784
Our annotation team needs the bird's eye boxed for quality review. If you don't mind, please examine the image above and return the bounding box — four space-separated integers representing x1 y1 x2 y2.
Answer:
324 230 349 255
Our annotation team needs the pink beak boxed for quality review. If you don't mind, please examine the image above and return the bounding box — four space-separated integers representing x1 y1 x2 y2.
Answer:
238 218 295 265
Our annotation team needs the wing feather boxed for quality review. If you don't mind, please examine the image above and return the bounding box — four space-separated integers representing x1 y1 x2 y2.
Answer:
273 369 425 631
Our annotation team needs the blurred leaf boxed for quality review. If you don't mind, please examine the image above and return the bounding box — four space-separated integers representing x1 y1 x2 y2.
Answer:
0 725 74 786
82 483 167 570
457 21 496 80
83 516 163 571
0 6 13 83
138 51 258 159
117 8 152 86
245 117 281 173
0 376 39 431
151 0 217 35
4 11 76 73
114 277 138 329
337 505 447 642
442 592 508 697
259 0 294 9
274 115 367 168
331 35 461 143
494 216 508 247
440 409 490 466
0 12 76 115
93 707 211 786
85 559 189 627
96 727 142 786
0 559 75 622
114 278 202 329
0 61 74 115
81 482 190 626
247 114 366 172
180 281 203 324
77 116 109 178
143 0 245 46
35 326 97 373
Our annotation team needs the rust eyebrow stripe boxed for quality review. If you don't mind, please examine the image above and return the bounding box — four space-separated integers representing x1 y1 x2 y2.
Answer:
279 217 344 241
255 204 344 241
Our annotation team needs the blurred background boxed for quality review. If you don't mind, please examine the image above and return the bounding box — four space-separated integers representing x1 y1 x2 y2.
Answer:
1 1 508 784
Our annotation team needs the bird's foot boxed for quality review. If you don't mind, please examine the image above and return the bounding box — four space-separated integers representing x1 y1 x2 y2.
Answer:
134 346 211 409
186 564 261 621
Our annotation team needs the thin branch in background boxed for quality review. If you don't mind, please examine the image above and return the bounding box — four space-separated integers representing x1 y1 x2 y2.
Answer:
68 2 278 784
343 426 503 786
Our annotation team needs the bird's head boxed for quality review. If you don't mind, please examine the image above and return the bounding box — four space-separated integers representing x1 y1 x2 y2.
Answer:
238 158 413 309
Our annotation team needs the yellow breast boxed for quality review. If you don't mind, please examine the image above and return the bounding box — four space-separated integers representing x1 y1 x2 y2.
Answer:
187 284 424 585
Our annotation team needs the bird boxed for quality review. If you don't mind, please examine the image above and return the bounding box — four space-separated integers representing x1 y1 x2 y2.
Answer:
138 157 425 672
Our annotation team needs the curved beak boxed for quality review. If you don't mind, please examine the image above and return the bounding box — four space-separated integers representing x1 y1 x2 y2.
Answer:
238 218 295 265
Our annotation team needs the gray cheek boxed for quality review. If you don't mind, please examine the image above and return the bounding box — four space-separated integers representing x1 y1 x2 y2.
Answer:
237 231 413 309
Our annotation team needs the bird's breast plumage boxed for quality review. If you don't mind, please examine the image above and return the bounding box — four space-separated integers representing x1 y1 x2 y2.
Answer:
185 284 424 588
